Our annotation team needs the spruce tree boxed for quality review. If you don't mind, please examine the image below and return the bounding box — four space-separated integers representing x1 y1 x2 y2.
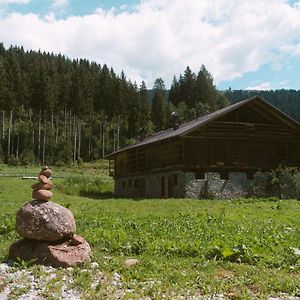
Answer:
151 78 166 131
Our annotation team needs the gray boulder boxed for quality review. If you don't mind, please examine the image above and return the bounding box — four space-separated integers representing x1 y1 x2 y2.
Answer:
16 200 76 241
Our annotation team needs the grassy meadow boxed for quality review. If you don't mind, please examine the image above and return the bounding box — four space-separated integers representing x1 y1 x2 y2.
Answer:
0 163 299 299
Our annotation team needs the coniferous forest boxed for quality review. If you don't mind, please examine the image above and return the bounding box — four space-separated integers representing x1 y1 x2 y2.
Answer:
224 89 300 122
0 43 300 165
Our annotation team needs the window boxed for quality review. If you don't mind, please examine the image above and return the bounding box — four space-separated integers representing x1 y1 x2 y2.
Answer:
220 172 229 180
128 179 132 189
122 180 126 189
195 172 205 179
134 179 139 188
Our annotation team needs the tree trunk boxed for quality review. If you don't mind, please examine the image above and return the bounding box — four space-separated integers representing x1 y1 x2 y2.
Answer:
2 110 5 140
69 111 73 142
7 110 13 158
32 126 35 145
0 111 2 142
113 126 116 152
88 116 92 158
42 118 46 164
117 116 120 150
37 110 41 161
64 108 67 140
55 115 59 145
50 110 54 154
102 123 105 158
77 118 81 160
73 115 77 163
16 134 20 158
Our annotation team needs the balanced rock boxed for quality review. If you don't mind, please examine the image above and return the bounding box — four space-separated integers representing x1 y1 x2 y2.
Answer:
40 167 52 178
38 174 49 184
31 166 53 201
32 189 53 201
16 200 76 241
31 182 53 191
9 234 91 268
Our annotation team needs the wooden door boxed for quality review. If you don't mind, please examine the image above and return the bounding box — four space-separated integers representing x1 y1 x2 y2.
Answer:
161 176 168 198
138 178 145 197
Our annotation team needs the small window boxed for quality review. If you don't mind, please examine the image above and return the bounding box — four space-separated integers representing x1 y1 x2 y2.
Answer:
122 180 126 189
195 172 205 179
128 179 132 189
173 174 178 186
134 179 139 188
220 172 229 180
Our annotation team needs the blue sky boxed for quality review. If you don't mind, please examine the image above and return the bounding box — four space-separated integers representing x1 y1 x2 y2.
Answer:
1 0 300 90
3 1 139 16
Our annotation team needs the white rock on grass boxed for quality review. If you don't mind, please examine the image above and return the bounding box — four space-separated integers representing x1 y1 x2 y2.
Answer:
123 258 139 268
90 262 99 269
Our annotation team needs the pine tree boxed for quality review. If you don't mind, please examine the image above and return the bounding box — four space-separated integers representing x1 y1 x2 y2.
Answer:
139 81 152 134
196 65 217 109
151 78 166 131
180 66 197 108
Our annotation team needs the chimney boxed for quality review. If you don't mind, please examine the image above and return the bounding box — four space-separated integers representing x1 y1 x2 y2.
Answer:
139 127 146 141
171 112 179 130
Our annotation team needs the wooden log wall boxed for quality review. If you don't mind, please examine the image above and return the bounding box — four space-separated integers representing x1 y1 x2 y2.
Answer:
184 121 300 169
114 138 183 177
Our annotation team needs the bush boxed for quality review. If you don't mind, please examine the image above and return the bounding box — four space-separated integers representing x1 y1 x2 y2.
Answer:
20 149 36 165
294 173 300 199
252 166 300 199
7 155 21 166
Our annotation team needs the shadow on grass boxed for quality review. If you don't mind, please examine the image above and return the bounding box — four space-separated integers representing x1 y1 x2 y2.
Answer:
78 191 121 200
78 192 162 201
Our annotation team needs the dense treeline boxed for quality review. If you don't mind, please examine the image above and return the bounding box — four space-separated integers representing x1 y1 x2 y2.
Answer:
2 43 298 165
224 89 300 122
0 44 153 164
0 45 222 164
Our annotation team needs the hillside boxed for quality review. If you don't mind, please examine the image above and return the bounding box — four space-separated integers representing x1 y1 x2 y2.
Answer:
225 89 300 122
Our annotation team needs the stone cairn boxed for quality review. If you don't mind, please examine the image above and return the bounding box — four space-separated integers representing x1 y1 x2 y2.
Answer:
9 166 91 268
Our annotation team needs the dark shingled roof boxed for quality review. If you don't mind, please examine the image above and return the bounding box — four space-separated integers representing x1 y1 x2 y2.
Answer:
105 96 300 158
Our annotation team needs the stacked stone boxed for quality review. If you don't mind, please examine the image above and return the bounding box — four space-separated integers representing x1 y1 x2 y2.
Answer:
31 166 53 201
9 167 91 268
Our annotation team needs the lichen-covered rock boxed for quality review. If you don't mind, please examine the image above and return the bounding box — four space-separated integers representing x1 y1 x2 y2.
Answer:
9 234 91 268
16 200 76 241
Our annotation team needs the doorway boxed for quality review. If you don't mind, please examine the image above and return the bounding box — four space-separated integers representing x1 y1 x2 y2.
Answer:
160 176 169 198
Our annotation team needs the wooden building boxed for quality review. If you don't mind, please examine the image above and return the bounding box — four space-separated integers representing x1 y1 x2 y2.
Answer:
106 96 300 198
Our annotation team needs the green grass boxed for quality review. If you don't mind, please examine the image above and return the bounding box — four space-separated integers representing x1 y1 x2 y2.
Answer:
0 166 299 299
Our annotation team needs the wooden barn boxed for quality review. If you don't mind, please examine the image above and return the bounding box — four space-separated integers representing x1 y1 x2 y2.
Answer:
106 96 300 198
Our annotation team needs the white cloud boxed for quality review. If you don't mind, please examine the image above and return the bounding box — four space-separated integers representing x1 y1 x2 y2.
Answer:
245 82 273 90
0 0 31 4
52 0 68 9
0 0 300 87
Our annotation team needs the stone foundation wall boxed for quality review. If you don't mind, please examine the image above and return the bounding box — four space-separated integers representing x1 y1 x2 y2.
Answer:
114 171 186 198
115 171 300 199
185 172 251 199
